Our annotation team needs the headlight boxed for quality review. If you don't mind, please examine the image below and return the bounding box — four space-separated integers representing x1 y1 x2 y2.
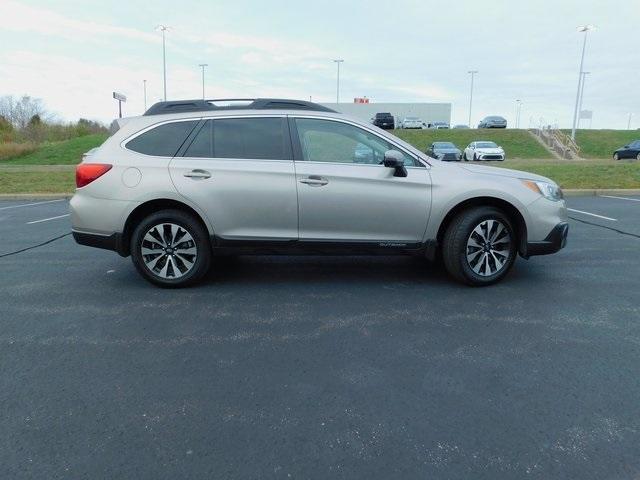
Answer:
522 180 563 201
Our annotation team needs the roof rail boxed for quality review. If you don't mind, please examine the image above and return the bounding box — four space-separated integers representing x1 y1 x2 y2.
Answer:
143 98 336 116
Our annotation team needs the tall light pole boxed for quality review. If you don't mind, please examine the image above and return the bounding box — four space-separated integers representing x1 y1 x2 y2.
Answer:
143 79 147 112
156 25 170 101
515 99 522 128
628 113 634 130
333 59 344 104
468 70 478 128
198 64 208 99
571 25 594 140
577 71 590 129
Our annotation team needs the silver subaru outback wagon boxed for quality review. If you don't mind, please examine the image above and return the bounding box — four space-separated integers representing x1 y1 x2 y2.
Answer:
70 98 568 287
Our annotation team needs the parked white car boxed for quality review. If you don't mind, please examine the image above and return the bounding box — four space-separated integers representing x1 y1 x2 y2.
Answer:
401 117 424 129
463 141 505 161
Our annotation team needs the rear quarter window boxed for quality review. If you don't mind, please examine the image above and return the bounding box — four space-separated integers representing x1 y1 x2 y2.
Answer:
126 121 198 157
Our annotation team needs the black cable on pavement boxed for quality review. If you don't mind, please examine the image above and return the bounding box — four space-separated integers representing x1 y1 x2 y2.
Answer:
0 232 72 259
568 216 640 239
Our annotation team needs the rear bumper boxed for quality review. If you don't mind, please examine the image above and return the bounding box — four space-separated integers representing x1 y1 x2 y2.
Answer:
526 222 568 256
72 230 127 256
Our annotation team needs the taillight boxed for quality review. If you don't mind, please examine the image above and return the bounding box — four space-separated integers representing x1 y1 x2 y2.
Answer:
76 163 112 188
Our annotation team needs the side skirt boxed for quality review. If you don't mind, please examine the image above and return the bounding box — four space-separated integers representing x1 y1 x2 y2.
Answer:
211 236 437 257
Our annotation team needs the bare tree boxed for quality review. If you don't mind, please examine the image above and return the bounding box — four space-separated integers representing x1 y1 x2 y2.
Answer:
0 95 48 129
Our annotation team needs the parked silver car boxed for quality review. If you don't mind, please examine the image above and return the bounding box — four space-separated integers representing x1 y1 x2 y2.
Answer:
71 98 568 287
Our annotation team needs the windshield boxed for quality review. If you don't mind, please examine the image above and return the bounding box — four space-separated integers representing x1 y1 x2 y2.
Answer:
434 142 456 148
476 142 498 148
404 117 420 121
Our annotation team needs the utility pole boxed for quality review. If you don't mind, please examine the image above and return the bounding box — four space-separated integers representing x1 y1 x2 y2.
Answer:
577 71 590 129
333 59 344 104
198 64 208 99
468 70 478 128
143 79 147 112
571 25 594 140
515 99 522 128
156 25 170 101
628 113 633 130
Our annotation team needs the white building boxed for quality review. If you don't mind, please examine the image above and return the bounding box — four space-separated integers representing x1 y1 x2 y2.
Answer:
321 102 452 127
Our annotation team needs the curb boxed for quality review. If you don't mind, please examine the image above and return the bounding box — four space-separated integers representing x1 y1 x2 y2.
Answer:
0 193 72 201
563 189 640 197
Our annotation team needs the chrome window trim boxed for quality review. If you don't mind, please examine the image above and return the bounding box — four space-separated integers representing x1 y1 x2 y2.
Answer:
121 114 288 158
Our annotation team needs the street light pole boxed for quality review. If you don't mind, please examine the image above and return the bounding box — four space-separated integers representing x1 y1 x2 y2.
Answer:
571 25 594 140
628 113 634 130
515 99 522 128
577 71 590 129
143 80 147 112
156 25 170 101
468 70 478 128
198 64 208 99
333 59 344 104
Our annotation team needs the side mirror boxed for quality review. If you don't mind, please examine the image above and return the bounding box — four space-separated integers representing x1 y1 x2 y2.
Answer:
383 150 408 177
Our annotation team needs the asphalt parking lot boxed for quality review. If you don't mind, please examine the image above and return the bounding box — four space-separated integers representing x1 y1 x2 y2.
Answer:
1 196 639 479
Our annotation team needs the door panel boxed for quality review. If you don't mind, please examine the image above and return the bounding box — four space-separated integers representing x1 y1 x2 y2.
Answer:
295 163 430 242
291 117 431 243
169 117 298 240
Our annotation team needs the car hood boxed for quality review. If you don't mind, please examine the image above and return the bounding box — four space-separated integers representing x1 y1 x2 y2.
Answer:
475 148 504 154
458 163 554 184
435 148 461 154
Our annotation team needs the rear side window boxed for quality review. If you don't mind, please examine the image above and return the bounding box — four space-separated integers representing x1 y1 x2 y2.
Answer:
126 121 198 157
184 117 287 160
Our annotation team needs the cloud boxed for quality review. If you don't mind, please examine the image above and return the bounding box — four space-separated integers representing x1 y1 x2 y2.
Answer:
1 0 157 43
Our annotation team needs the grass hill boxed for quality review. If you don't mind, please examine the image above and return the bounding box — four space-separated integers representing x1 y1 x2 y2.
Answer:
563 129 640 159
0 134 108 165
393 129 552 159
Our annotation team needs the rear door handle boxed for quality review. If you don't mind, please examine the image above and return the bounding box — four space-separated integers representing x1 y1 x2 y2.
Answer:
183 169 211 179
299 175 328 186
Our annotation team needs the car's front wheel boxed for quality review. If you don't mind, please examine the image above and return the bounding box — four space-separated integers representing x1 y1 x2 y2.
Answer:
130 209 211 288
442 207 517 286
636 152 640 161
613 153 619 161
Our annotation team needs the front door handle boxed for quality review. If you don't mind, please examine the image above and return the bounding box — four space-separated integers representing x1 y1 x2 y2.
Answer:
299 175 328 187
183 169 211 179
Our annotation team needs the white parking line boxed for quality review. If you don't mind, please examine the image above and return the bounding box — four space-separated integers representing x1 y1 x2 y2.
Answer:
0 199 65 211
26 214 70 225
598 195 640 203
567 208 617 222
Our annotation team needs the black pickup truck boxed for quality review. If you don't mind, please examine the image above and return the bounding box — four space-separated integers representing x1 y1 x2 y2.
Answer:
372 112 395 130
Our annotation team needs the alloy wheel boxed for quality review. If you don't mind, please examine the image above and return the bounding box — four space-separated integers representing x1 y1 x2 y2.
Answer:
465 219 512 277
140 223 197 279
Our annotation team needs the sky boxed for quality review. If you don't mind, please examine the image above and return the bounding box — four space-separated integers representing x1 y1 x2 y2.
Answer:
0 0 638 129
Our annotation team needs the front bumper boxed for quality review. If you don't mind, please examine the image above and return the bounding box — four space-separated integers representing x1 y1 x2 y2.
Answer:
477 153 505 161
526 222 568 256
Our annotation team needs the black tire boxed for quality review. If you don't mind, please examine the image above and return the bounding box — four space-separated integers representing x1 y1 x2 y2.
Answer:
473 153 478 161
442 207 517 286
636 153 640 161
130 209 211 288
613 153 619 161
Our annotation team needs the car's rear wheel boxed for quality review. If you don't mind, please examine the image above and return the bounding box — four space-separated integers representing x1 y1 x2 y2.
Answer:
613 153 619 161
130 209 211 288
442 207 517 286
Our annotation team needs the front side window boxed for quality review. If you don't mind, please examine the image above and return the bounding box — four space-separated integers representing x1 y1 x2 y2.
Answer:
126 121 198 157
184 117 287 160
294 118 417 166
